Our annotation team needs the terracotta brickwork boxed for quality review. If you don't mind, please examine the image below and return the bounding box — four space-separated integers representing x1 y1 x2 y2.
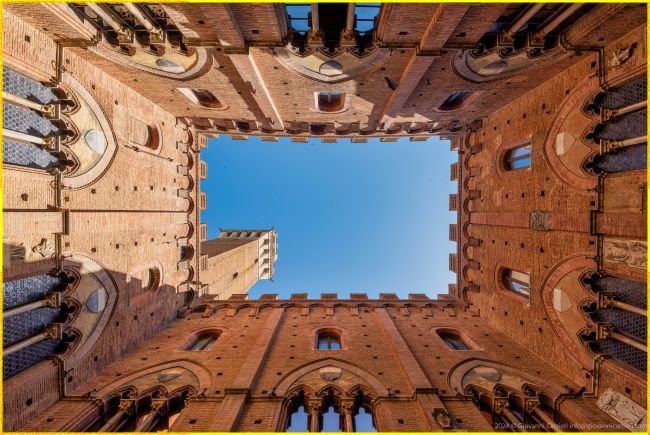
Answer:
2 2 646 432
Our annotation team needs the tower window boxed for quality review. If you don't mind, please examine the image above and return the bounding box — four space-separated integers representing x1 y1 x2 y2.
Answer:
188 333 219 351
438 331 470 350
504 144 532 170
317 92 345 112
317 331 341 350
502 268 530 298
438 91 471 111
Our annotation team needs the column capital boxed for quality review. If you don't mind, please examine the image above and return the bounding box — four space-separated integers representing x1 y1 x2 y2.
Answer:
149 399 168 416
598 322 615 340
339 399 355 415
117 399 135 415
44 323 63 340
524 397 541 414
44 292 62 308
493 398 510 415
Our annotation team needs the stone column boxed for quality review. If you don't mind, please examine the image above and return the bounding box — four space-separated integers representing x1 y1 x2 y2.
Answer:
98 400 134 432
599 323 647 352
3 292 61 318
494 400 522 431
340 399 355 432
3 324 62 356
527 401 560 432
306 399 322 432
134 400 167 432
601 294 646 317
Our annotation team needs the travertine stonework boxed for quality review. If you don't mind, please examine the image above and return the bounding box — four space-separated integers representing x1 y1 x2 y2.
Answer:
2 3 646 432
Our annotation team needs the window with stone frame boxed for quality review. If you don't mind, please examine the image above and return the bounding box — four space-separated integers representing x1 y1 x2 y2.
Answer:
438 330 470 350
504 143 532 170
317 331 341 350
188 332 219 351
438 90 471 111
317 92 345 112
502 268 531 298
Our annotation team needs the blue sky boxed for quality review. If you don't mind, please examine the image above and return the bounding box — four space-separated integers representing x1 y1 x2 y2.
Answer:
200 135 457 300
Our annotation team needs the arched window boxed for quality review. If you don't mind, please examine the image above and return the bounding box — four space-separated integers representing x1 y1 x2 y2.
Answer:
317 331 341 350
438 331 470 350
502 269 530 298
321 405 342 432
188 332 219 351
177 88 223 109
354 408 376 432
286 405 309 432
317 92 345 112
504 144 532 170
438 90 471 111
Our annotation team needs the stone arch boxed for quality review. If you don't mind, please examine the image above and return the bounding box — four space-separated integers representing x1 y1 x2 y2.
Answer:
355 303 374 312
128 116 162 153
94 360 213 399
90 45 211 80
542 75 600 191
448 358 570 399
273 358 389 397
451 46 565 84
60 254 118 368
59 75 118 190
179 328 224 352
539 254 599 368
128 261 164 295
431 326 482 351
273 47 389 84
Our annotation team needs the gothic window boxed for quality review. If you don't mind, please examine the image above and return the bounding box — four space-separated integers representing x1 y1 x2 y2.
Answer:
438 331 470 350
317 331 341 350
177 88 223 109
188 333 219 351
354 4 381 34
354 407 376 432
286 405 309 432
502 269 530 298
504 144 532 170
286 4 312 33
317 92 345 112
438 91 471 111
321 405 342 432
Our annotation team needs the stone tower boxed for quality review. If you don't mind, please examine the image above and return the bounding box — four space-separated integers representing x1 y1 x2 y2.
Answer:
199 229 278 299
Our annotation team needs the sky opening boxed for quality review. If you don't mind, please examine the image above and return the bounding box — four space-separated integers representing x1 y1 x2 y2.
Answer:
200 135 457 299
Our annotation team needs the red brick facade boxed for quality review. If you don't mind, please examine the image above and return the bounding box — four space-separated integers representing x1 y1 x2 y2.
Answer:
2 3 646 432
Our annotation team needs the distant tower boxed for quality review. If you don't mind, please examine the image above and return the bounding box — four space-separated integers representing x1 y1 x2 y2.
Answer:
199 229 278 299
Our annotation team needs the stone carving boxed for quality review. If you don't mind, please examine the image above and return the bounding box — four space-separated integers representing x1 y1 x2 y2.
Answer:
319 366 342 382
530 211 551 231
603 239 647 269
432 409 453 429
609 43 637 68
596 388 647 430
32 238 55 257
